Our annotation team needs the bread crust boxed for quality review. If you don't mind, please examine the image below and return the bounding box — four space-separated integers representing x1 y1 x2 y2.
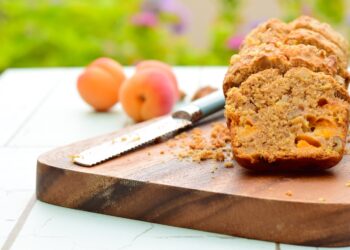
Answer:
289 16 349 57
241 17 348 63
239 16 348 74
223 43 346 95
241 18 289 50
285 28 348 69
234 154 341 171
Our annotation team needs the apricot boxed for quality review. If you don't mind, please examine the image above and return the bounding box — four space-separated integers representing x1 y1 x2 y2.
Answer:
241 124 257 137
136 60 179 100
119 68 176 122
77 57 126 111
313 118 338 139
295 134 321 148
296 139 314 148
89 57 126 85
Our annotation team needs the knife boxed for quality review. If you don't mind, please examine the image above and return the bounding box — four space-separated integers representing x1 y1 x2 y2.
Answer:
73 90 225 167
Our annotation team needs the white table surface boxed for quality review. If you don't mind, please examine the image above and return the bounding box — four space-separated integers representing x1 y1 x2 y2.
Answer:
0 67 346 250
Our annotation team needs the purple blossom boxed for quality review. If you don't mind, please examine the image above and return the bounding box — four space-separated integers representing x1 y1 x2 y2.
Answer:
302 4 313 16
159 0 189 34
138 0 189 34
227 35 244 50
131 11 158 27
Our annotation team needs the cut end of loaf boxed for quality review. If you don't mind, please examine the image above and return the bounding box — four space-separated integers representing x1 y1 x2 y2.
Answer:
225 67 350 170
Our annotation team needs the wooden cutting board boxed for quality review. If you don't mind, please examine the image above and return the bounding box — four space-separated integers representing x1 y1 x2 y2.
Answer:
36 113 350 247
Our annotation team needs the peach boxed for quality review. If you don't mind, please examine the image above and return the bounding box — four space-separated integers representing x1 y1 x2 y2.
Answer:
77 57 126 111
136 60 179 100
88 57 126 85
119 68 176 122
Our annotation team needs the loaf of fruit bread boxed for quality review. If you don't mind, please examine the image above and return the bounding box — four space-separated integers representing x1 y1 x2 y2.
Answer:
224 16 350 170
225 67 350 170
223 43 347 94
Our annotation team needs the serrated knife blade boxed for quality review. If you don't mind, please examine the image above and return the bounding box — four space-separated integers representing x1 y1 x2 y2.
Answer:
74 116 192 166
74 91 225 166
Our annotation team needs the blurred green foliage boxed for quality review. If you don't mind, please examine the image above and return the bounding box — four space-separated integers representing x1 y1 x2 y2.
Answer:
208 0 242 64
279 0 346 24
0 0 182 70
0 0 348 71
314 0 345 24
274 0 349 56
0 0 241 71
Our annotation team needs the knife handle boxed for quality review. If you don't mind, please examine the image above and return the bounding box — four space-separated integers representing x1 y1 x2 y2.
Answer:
172 90 225 122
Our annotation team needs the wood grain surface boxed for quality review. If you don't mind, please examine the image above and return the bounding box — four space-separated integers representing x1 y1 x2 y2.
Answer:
36 114 350 247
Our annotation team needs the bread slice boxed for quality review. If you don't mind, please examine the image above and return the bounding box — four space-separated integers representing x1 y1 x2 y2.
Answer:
225 67 350 170
289 16 349 57
240 18 290 50
223 43 345 94
285 28 348 69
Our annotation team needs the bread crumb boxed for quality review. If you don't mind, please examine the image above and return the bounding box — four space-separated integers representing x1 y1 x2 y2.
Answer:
166 140 177 148
285 191 293 197
167 122 233 164
160 151 164 155
192 150 213 162
210 164 218 173
318 197 326 202
189 141 205 150
132 136 140 141
67 154 80 162
345 147 350 155
147 152 151 156
191 128 203 136
121 137 127 142
224 162 234 168
175 132 188 140
346 181 350 187
178 89 186 101
215 151 225 161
